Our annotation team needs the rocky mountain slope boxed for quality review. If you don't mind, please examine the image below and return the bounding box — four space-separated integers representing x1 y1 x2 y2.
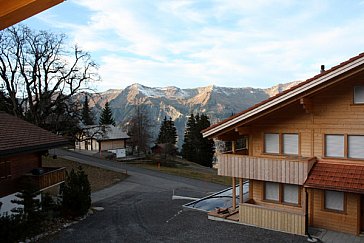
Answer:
84 81 300 148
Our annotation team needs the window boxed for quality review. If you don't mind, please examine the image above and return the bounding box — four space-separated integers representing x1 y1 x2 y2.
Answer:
264 182 300 205
265 182 279 201
354 86 364 104
283 134 299 155
348 135 364 159
283 184 299 204
0 161 11 180
325 134 364 159
325 190 344 211
264 133 299 155
264 134 279 154
325 135 344 158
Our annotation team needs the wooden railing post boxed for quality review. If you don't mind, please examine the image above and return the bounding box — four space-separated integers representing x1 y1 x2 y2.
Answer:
232 177 236 210
239 178 243 204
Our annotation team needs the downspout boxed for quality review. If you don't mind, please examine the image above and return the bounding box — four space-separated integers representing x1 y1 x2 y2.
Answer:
305 188 317 242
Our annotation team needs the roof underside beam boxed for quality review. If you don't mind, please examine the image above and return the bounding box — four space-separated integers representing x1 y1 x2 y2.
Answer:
0 0 64 30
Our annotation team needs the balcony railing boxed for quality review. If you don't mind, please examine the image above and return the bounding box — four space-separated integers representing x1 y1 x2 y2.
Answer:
217 154 316 185
239 202 305 235
23 167 65 191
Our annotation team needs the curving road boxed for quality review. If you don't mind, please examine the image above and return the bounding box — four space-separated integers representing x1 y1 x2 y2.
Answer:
44 149 306 243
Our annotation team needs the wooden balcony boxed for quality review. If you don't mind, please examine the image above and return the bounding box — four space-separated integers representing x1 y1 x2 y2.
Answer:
239 202 305 235
217 154 316 185
23 167 65 191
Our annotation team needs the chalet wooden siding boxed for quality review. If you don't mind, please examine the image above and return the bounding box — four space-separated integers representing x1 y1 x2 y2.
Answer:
239 203 305 235
7 153 41 179
100 140 126 151
218 154 316 185
309 189 360 235
246 74 364 160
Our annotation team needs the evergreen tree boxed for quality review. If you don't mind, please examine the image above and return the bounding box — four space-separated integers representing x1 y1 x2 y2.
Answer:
62 166 91 218
157 116 177 145
99 102 116 126
182 114 196 161
196 114 215 167
81 96 94 125
182 113 215 167
11 180 44 238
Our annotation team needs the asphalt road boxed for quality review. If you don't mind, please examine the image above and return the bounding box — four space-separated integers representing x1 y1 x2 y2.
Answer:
44 149 306 243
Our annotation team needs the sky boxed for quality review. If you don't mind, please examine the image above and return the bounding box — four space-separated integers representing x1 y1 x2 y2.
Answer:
22 0 364 92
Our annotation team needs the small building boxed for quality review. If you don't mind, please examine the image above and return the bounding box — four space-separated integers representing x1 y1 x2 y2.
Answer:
75 125 130 152
203 53 364 236
0 112 68 214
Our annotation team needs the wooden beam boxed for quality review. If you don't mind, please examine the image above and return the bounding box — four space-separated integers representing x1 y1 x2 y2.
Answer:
239 178 243 204
232 177 236 210
236 126 250 135
300 97 313 113
0 0 64 30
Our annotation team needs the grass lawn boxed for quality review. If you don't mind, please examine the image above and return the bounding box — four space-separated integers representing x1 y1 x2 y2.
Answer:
43 156 128 192
128 158 231 186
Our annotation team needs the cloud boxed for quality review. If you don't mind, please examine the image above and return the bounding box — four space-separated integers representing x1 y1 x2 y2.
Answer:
28 0 364 91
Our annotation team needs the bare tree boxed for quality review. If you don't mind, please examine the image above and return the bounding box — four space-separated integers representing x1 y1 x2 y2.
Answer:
0 25 99 134
127 104 154 155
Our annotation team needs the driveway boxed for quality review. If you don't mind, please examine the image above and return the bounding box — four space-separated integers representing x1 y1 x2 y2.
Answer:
45 149 306 243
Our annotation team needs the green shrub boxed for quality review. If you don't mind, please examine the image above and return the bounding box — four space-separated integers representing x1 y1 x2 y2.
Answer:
61 166 91 218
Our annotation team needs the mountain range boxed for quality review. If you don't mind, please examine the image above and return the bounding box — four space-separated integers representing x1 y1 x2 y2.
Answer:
82 81 300 148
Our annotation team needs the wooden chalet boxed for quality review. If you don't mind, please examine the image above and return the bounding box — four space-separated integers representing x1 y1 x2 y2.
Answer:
203 53 364 236
0 112 68 213
75 125 130 152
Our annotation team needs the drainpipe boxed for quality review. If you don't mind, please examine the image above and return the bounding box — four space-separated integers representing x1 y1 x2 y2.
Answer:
305 188 317 242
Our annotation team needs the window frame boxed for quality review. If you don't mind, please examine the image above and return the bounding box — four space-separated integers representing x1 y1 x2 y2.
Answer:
353 86 364 104
263 182 301 207
324 134 364 160
323 190 346 213
263 133 300 156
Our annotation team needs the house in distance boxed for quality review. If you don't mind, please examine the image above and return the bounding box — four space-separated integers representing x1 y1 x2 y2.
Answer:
203 52 364 236
75 125 130 154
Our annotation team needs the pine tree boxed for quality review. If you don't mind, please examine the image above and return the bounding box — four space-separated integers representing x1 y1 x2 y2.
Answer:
99 102 116 126
157 116 177 145
82 96 94 125
62 166 91 218
196 114 215 167
182 113 215 167
182 114 196 161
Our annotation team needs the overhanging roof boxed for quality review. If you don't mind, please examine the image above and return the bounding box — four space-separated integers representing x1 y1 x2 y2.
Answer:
304 162 364 194
0 112 69 158
0 0 64 30
203 52 364 138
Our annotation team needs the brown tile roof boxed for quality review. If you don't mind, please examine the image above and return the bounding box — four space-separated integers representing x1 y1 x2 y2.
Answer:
304 162 364 194
0 112 68 157
203 52 364 135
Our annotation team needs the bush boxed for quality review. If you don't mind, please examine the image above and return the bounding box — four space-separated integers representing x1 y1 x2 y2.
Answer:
62 166 91 218
0 213 24 243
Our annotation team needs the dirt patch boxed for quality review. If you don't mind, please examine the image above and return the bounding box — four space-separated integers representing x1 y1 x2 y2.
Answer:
43 156 128 192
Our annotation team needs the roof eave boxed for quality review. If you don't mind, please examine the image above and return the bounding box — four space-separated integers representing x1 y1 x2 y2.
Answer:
203 55 364 138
